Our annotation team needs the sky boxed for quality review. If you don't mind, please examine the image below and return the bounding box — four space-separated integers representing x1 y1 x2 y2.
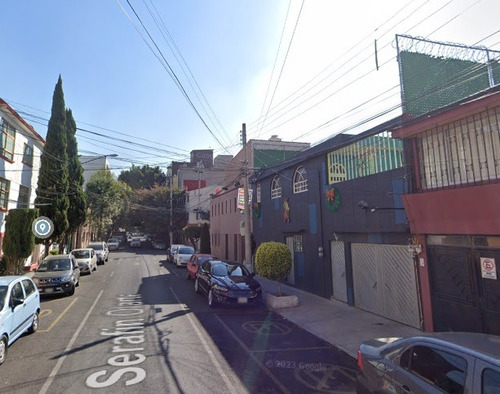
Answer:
1 0 499 174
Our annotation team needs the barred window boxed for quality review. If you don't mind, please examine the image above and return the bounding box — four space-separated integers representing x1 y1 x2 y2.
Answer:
417 106 500 190
1 119 16 161
271 176 282 199
0 177 10 210
293 166 308 193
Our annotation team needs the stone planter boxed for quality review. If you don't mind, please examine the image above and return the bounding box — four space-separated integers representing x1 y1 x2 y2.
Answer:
266 292 299 309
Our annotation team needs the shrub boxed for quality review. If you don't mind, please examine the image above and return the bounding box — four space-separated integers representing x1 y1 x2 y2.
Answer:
255 241 292 295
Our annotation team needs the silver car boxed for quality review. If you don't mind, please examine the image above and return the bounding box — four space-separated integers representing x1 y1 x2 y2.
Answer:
87 242 109 264
70 248 97 274
174 246 195 267
32 255 80 296
356 332 500 393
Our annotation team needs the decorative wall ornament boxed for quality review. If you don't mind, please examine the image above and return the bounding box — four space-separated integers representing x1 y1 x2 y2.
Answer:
283 197 290 222
253 202 261 218
325 186 341 212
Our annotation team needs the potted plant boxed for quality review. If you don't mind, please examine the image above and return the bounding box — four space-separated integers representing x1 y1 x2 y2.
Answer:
255 241 298 309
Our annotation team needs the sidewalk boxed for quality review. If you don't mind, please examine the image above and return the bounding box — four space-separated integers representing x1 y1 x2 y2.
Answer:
256 276 422 358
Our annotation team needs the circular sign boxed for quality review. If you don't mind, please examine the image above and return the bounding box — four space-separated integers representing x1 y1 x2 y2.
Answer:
32 216 54 239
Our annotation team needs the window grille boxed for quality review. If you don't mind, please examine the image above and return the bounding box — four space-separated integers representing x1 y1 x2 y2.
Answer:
271 175 282 199
416 106 500 190
293 166 308 193
23 144 33 166
327 130 403 184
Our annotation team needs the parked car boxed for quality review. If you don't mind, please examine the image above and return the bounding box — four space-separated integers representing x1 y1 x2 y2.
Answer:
152 240 166 250
107 238 120 251
87 241 109 264
130 238 141 248
356 332 500 393
174 246 195 267
0 276 40 365
186 253 215 280
167 244 185 263
32 255 80 296
70 248 97 274
194 260 262 307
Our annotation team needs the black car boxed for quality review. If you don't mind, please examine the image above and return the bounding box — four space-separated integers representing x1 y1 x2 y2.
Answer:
356 332 500 393
194 260 262 307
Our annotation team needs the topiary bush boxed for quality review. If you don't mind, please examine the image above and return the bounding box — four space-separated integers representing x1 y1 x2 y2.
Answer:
255 241 292 295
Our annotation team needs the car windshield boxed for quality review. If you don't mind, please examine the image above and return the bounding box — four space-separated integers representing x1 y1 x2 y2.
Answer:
180 247 195 254
0 286 7 310
228 264 249 277
212 263 229 277
89 244 103 250
72 250 90 258
38 259 71 271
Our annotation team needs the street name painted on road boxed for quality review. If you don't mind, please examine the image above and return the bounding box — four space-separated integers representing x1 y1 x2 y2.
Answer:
86 294 147 388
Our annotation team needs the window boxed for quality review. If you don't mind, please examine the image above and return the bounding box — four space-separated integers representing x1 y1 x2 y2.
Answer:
483 368 500 394
256 183 261 203
0 177 10 210
17 185 30 208
0 119 16 161
416 107 500 189
22 143 33 166
271 175 282 199
401 345 466 393
22 279 36 297
11 282 24 302
293 166 308 193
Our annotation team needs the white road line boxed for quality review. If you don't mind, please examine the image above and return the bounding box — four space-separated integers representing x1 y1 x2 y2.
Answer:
169 287 241 394
39 290 104 394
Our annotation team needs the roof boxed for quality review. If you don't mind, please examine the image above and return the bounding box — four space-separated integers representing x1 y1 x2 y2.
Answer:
0 98 45 144
0 276 32 286
255 115 405 181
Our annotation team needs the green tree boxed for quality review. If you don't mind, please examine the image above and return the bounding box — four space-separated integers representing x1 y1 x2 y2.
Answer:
255 241 292 296
65 108 87 239
183 225 201 249
34 75 70 253
200 223 211 254
118 165 166 190
86 169 124 240
3 209 38 275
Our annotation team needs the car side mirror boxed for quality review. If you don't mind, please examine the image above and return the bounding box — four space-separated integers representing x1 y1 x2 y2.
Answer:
249 272 256 277
11 297 24 309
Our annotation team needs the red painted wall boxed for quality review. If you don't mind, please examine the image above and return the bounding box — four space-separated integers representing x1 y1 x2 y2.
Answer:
403 183 500 235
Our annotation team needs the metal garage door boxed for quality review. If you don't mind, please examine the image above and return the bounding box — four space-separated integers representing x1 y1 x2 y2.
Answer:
330 241 347 302
352 243 421 328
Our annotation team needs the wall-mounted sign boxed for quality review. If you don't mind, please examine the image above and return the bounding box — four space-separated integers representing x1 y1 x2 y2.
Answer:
481 257 497 280
237 187 253 210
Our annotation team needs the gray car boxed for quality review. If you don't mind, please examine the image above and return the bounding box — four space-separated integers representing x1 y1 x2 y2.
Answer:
356 332 500 393
87 241 109 264
32 255 80 296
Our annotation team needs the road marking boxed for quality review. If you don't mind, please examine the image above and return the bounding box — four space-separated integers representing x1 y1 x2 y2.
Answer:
242 321 291 335
39 290 104 394
39 309 52 318
251 346 332 353
109 270 114 278
38 298 78 333
170 287 239 394
214 314 291 394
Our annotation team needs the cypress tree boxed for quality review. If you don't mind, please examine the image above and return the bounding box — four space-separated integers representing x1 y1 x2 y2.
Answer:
35 75 70 251
3 209 38 274
66 108 87 236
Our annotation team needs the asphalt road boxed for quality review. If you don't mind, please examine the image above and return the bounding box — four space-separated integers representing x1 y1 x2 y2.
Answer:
0 248 356 394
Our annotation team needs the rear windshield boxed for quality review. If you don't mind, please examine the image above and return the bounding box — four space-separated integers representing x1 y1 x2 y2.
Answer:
72 250 90 258
180 247 195 254
89 243 103 250
38 259 72 271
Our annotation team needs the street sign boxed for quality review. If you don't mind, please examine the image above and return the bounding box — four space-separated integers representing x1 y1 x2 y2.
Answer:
480 257 497 280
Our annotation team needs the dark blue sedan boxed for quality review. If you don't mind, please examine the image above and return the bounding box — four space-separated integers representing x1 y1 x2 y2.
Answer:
194 260 262 307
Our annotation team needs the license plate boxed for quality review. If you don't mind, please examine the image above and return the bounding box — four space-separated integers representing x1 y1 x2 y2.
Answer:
44 288 53 293
238 297 248 304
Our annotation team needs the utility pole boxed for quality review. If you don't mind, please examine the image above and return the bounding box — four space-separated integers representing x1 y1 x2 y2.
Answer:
241 123 253 271
168 165 173 246
194 161 204 225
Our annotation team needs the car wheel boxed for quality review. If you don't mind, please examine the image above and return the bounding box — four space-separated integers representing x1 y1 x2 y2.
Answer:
76 278 80 287
68 284 75 296
186 270 191 280
208 288 216 308
194 278 201 294
0 335 7 365
28 311 39 334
